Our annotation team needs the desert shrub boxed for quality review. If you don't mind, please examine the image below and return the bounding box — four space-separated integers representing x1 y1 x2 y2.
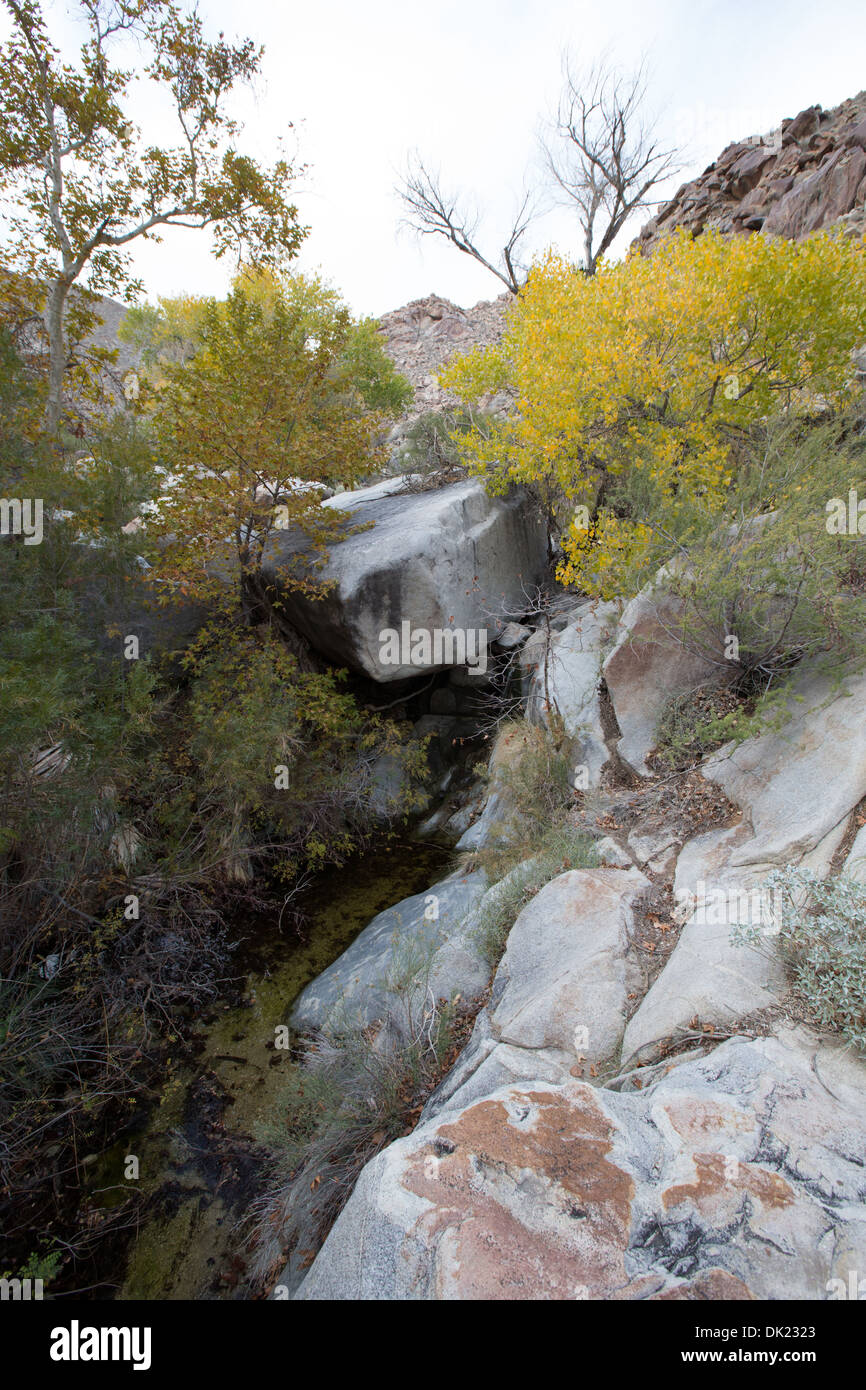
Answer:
442 228 866 597
180 620 429 883
470 719 578 880
734 867 866 1051
643 413 866 748
663 418 866 671
0 358 424 1275
399 406 493 485
463 718 598 959
653 686 744 770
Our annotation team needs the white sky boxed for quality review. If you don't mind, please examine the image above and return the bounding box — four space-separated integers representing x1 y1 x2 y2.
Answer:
8 0 866 316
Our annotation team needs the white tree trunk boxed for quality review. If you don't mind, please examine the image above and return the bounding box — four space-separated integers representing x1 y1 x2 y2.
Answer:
44 275 71 437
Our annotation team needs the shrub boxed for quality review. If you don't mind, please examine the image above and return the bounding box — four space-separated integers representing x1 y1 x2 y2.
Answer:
180 620 429 882
734 866 866 1050
652 685 742 770
662 414 866 673
470 719 577 881
442 229 866 597
399 406 493 484
643 413 866 749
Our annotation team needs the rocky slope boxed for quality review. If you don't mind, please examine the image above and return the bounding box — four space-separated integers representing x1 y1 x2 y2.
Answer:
297 1028 866 1301
637 91 866 252
376 292 509 421
372 93 866 437
279 551 866 1300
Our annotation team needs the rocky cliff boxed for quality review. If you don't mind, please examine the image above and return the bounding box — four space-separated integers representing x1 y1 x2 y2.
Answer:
373 92 866 430
376 291 509 421
636 91 866 252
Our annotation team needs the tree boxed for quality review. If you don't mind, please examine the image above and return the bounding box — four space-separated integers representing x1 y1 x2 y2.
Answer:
540 55 680 275
441 228 866 597
118 293 210 382
144 273 396 626
397 151 536 295
0 0 306 435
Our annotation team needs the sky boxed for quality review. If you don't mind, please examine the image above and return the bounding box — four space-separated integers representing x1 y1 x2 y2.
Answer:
7 0 866 316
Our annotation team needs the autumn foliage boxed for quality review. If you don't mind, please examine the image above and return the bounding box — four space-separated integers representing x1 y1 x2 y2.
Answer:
442 228 866 596
140 271 406 606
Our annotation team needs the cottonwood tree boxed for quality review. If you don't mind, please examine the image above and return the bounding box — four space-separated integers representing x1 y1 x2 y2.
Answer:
397 151 536 294
0 0 306 434
146 273 397 640
540 55 680 274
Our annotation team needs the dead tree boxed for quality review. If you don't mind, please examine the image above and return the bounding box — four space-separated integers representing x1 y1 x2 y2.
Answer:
540 55 681 275
397 152 537 295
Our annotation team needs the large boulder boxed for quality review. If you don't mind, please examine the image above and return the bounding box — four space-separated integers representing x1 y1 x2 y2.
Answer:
526 600 619 785
290 869 488 1038
295 1029 866 1300
490 868 649 1065
261 478 548 681
602 574 723 776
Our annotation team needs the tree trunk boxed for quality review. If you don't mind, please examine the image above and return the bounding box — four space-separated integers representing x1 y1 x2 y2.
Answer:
241 570 321 673
45 275 71 437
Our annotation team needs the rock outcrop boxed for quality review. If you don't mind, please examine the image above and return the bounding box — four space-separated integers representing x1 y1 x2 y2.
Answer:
700 669 866 867
486 867 649 1066
602 573 725 777
296 1029 866 1300
282 565 866 1299
290 869 488 1039
637 91 866 253
261 477 548 682
376 293 509 422
622 668 866 1064
526 599 619 786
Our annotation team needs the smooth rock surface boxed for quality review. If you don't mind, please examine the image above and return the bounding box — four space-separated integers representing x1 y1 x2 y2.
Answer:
295 1031 866 1300
621 909 788 1066
261 479 547 681
492 868 649 1064
290 870 488 1037
701 669 866 865
527 600 618 785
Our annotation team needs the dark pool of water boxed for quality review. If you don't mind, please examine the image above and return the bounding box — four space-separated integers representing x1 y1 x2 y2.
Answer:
86 837 453 1300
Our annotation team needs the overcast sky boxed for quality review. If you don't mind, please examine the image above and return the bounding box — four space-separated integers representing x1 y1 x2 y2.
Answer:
11 0 866 316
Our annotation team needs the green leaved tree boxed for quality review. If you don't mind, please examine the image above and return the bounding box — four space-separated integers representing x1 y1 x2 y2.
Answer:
0 0 306 435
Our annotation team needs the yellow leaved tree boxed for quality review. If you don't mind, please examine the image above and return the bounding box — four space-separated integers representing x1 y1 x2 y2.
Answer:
442 228 866 597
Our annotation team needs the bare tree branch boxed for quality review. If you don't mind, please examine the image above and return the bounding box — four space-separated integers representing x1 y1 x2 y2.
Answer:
396 151 537 295
540 53 682 274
